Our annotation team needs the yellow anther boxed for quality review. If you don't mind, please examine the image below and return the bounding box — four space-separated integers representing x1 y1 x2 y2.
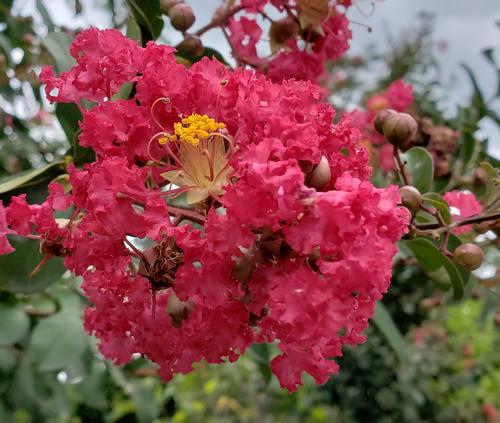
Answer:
158 137 168 145
172 114 225 146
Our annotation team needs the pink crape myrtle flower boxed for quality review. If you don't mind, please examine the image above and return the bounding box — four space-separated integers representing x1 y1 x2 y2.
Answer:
444 190 483 235
0 28 409 392
225 1 352 83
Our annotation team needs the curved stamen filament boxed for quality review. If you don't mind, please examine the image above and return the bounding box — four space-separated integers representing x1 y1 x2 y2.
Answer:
147 131 171 167
150 97 171 132
202 147 215 181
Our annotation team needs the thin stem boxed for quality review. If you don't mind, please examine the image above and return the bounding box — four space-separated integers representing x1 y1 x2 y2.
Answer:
415 211 500 231
194 5 245 37
393 146 410 185
168 205 206 225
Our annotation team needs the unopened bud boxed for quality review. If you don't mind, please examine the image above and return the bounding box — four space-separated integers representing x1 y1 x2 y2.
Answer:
382 112 418 148
297 0 329 28
453 243 484 271
400 185 422 213
306 156 331 191
167 293 195 327
212 4 231 25
269 16 299 48
373 108 396 135
169 3 195 32
177 35 203 56
160 0 181 14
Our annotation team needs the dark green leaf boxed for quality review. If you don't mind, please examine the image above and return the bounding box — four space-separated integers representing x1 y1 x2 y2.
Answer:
0 161 63 195
0 304 30 346
405 237 464 300
126 0 164 43
176 46 230 66
111 81 134 101
459 132 476 172
422 192 451 224
401 147 434 193
372 303 407 364
249 343 272 385
0 347 17 372
0 236 65 294
42 32 76 74
460 63 487 117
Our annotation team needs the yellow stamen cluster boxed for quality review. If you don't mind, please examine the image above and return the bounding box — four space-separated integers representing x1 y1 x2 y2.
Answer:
161 114 225 147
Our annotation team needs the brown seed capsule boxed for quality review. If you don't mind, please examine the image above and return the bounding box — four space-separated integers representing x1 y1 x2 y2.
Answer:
306 156 331 191
177 35 203 56
269 16 299 50
382 112 418 148
373 108 397 135
169 3 195 32
453 243 484 271
400 185 422 213
160 0 181 14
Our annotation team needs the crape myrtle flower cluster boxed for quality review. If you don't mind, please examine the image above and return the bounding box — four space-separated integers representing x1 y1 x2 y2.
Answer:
0 28 409 391
207 0 352 84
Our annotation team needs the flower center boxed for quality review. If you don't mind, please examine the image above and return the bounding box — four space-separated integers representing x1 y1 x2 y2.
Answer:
156 114 234 204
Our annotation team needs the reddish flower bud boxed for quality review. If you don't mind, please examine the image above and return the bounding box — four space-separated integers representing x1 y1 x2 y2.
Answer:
167 292 195 327
212 4 231 25
382 112 418 148
373 108 396 135
399 185 422 213
177 35 203 57
169 3 195 32
306 156 331 191
453 243 484 271
160 0 181 14
269 17 299 50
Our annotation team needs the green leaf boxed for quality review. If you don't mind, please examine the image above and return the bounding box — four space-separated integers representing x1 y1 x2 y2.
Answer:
176 46 230 66
130 380 160 423
0 236 65 294
36 0 55 33
422 192 451 224
42 32 76 73
480 161 499 201
249 343 272 385
0 304 30 346
401 147 434 193
0 161 63 195
459 132 476 172
126 0 164 43
111 82 134 101
30 308 88 373
372 303 406 364
0 34 14 67
126 16 142 44
405 237 464 300
460 63 487 117
0 347 17 372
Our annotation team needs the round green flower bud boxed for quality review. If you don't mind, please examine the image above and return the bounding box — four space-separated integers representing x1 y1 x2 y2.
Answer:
399 185 422 213
453 243 484 271
373 109 396 135
169 3 195 32
382 112 418 148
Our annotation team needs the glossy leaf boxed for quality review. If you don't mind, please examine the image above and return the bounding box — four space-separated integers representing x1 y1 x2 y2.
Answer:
0 162 63 195
401 147 434 193
422 192 451 224
405 237 464 300
372 302 407 364
126 0 164 43
0 236 65 294
126 16 142 44
42 32 76 73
